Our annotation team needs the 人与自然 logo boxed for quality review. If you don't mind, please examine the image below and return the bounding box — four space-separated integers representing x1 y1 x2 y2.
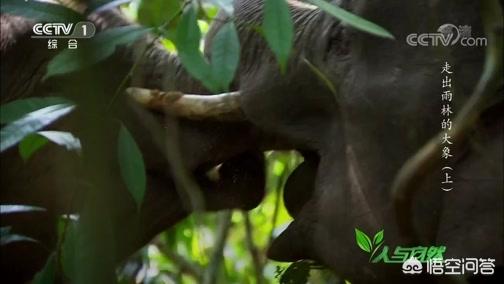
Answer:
354 228 496 276
406 24 487 47
354 228 446 265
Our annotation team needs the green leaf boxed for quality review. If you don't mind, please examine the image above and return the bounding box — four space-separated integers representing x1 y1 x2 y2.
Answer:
117 125 146 208
211 22 240 91
0 104 75 152
32 253 56 284
18 131 81 161
0 205 45 214
279 260 311 284
19 134 49 161
0 227 36 248
62 220 78 280
0 97 73 124
38 131 81 151
308 0 394 39
45 26 150 79
373 229 384 246
355 228 372 253
138 0 181 27
175 5 219 92
262 0 294 72
0 0 83 22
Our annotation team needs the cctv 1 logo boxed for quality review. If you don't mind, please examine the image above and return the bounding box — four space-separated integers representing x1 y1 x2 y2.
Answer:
32 22 96 38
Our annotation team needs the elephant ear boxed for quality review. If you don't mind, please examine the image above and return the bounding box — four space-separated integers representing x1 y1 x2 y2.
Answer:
267 217 314 262
283 153 319 218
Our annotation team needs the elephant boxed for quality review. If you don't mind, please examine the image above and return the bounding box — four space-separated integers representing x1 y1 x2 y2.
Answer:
1 0 503 283
238 1 502 283
203 0 503 282
0 7 283 283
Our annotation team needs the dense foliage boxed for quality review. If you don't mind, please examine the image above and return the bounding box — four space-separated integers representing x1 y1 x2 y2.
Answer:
0 0 393 282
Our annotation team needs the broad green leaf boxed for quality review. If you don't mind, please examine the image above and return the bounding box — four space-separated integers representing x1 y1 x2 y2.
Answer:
175 5 219 92
72 193 117 284
117 125 146 208
209 0 235 15
175 5 201 52
19 134 49 161
32 253 56 284
355 228 372 253
138 0 180 27
308 0 394 39
373 229 384 246
262 0 294 72
0 205 45 214
211 22 240 91
45 26 150 79
0 0 83 22
0 104 75 152
0 97 72 124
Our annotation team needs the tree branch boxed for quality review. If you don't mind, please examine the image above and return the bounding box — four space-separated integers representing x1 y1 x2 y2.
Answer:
202 211 233 284
243 212 264 284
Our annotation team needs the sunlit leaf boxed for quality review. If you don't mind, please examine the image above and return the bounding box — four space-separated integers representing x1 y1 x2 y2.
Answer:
0 104 75 152
355 228 372 253
0 97 73 124
0 0 83 22
38 131 81 151
138 0 180 27
32 253 56 284
308 0 394 39
211 22 240 91
18 131 80 161
45 26 150 79
118 125 146 208
0 205 45 214
272 160 285 176
262 0 294 72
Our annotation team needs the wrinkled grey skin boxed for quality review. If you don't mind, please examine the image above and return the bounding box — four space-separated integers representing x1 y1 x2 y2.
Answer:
1 0 502 283
0 9 277 282
211 0 502 283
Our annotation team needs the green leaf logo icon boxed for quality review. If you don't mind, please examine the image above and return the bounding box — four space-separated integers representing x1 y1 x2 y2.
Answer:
355 228 385 261
355 228 372 253
373 230 384 246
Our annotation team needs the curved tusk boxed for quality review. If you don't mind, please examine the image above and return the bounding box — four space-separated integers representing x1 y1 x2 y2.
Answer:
126 87 245 121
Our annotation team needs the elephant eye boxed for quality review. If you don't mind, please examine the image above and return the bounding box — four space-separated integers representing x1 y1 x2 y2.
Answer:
326 23 350 58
